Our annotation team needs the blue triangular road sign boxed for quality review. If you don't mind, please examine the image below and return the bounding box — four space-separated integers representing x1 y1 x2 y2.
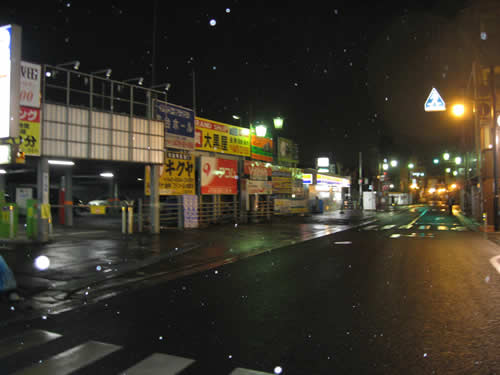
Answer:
424 88 446 112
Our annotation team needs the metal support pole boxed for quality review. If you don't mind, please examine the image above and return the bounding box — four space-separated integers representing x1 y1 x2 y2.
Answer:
359 151 362 209
64 168 73 226
138 198 143 232
121 206 126 234
491 66 499 231
177 195 183 229
37 157 50 242
127 206 133 234
150 164 160 233
9 205 14 239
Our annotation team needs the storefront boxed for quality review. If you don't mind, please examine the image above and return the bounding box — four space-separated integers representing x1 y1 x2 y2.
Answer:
303 172 350 212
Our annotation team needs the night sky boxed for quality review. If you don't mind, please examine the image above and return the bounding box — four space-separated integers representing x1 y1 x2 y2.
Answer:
1 0 474 175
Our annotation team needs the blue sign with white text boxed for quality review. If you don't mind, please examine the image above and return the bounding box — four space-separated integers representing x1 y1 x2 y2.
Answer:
155 100 195 150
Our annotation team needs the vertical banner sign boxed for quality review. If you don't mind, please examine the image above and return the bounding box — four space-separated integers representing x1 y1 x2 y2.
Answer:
145 151 195 195
155 100 195 150
19 106 40 155
0 24 21 139
20 61 41 108
195 117 250 156
200 156 238 195
277 137 299 164
251 135 273 162
183 194 199 228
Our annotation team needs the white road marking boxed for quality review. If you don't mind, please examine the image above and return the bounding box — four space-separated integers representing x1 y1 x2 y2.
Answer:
362 225 379 230
334 241 352 245
489 255 500 275
123 353 195 374
230 368 274 375
0 330 62 360
52 230 108 237
381 224 396 230
14 341 120 375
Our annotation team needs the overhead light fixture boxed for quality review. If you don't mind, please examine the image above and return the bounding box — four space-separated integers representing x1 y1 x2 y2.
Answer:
56 60 80 70
100 172 114 178
124 76 144 86
92 68 112 78
48 160 75 166
0 169 6 174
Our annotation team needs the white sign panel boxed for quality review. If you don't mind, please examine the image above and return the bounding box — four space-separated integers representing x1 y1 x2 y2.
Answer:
0 24 21 139
20 61 41 108
424 87 445 112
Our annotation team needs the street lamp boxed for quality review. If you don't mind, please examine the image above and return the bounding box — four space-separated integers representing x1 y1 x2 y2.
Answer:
451 103 465 117
408 163 414 169
124 77 144 86
151 82 171 101
390 160 398 167
56 60 80 70
91 68 112 78
255 124 267 137
433 158 439 164
273 116 284 130
455 156 462 165
443 153 450 161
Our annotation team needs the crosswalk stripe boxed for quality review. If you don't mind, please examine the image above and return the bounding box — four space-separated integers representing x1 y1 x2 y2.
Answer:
0 330 62 360
13 340 120 375
381 224 396 230
122 353 195 374
362 224 378 230
230 368 274 375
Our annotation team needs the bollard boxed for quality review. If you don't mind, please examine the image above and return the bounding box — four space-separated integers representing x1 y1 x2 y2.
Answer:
138 198 143 232
121 206 126 234
127 206 133 234
9 205 14 239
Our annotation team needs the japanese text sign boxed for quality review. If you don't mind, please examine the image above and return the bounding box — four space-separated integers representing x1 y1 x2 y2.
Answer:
19 106 40 156
20 61 41 108
145 151 195 195
195 117 250 157
244 160 272 181
201 156 238 195
155 100 195 150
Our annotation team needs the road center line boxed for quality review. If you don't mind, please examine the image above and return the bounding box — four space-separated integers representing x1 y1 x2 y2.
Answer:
408 208 429 226
489 255 500 275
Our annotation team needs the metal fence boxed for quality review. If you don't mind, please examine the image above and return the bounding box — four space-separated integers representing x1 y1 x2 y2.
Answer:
43 65 167 119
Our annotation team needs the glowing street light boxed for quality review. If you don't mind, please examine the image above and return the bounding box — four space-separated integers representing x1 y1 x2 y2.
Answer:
451 103 465 117
255 124 267 137
382 163 389 171
408 163 414 169
443 153 450 161
390 160 398 167
455 156 462 165
433 158 439 164
273 116 284 129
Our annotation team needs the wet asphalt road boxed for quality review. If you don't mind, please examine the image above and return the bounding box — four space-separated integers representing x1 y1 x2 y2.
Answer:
3 205 500 374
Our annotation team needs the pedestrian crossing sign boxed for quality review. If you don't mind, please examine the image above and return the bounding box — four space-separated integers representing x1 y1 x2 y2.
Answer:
424 88 446 112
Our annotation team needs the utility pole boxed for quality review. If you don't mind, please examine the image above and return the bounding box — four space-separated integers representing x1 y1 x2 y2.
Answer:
491 66 498 231
359 151 363 209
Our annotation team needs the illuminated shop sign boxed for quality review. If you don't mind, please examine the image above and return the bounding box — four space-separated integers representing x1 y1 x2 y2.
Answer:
0 24 21 139
302 173 313 184
316 174 350 187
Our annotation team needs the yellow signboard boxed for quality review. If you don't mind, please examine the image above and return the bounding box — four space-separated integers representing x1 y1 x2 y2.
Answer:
90 206 106 215
19 106 41 156
145 151 195 195
195 117 250 157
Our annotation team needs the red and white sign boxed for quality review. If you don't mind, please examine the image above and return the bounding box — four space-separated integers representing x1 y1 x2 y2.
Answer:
20 61 41 108
244 160 272 181
201 156 238 195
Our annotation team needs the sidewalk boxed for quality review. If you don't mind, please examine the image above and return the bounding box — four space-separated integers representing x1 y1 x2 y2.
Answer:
0 209 377 324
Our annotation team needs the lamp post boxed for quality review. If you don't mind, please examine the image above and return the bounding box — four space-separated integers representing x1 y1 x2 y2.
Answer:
273 116 284 130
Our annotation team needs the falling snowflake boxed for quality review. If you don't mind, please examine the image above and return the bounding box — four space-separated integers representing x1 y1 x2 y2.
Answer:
274 366 283 374
159 336 163 340
423 353 428 357
226 8 231 13
334 9 339 15
209 19 217 26
96 265 102 271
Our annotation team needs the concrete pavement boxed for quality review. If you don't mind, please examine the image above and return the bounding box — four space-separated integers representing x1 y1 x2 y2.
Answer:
0 209 378 325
